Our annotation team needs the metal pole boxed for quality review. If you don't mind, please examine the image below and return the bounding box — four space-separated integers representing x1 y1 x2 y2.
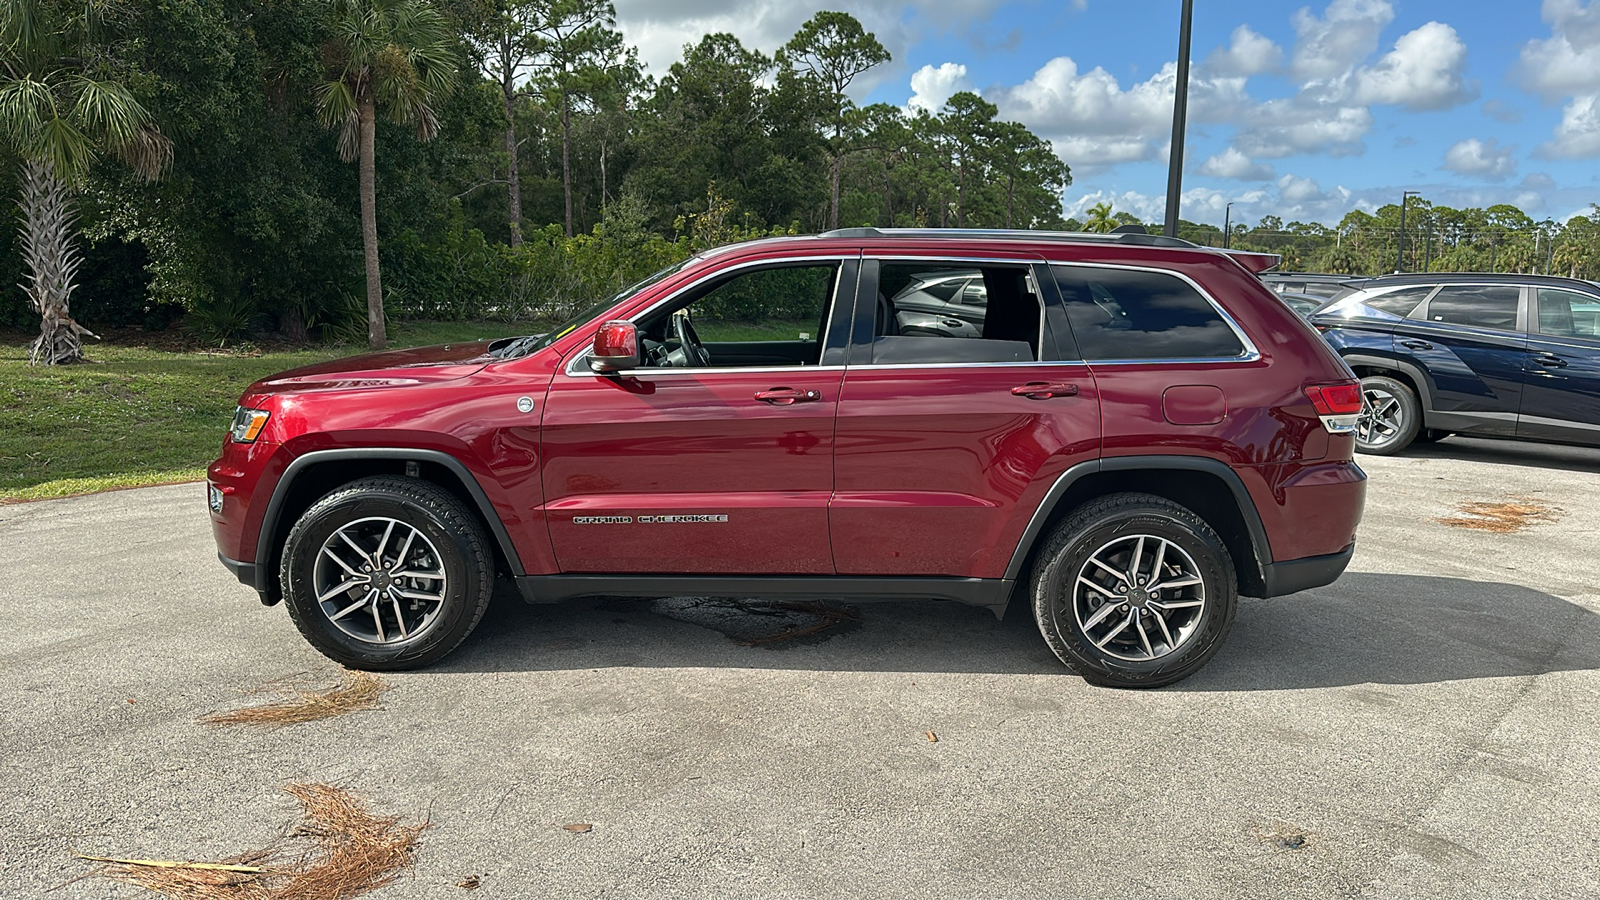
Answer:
1222 202 1233 249
1163 0 1194 238
1396 191 1419 273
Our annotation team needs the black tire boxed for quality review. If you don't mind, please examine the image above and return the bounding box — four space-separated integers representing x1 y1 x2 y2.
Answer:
279 476 494 670
1031 493 1237 689
1354 374 1421 455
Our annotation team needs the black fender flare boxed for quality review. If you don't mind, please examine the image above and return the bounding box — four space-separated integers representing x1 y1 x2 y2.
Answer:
250 448 525 595
1341 352 1437 413
1001 455 1274 592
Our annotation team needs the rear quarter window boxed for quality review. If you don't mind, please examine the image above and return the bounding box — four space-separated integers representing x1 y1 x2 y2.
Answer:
1053 266 1247 361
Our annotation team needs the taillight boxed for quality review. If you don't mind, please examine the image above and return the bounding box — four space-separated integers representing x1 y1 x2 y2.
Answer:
1305 382 1362 434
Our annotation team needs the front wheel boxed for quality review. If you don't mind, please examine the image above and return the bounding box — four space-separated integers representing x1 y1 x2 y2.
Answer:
279 476 494 670
1031 493 1237 688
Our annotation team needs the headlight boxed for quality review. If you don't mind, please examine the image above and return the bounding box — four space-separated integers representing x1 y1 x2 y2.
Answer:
229 406 271 443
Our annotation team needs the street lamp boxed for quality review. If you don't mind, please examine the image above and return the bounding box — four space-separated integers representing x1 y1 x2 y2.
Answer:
1396 190 1421 273
1222 201 1235 249
1163 0 1195 238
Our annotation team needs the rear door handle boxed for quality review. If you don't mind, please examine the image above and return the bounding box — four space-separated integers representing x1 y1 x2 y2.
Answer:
1011 382 1080 400
1400 340 1433 350
754 387 822 405
1535 353 1569 368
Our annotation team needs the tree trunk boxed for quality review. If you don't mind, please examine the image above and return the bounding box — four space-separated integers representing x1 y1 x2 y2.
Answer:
502 67 522 247
560 92 573 237
829 152 842 231
359 96 386 351
881 155 893 227
20 159 94 365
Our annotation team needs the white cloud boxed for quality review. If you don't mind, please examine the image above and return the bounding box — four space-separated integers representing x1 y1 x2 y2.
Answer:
1519 1 1600 158
993 57 1257 173
1203 25 1284 78
1537 94 1600 158
906 63 972 114
1442 138 1518 180
1198 147 1276 180
1289 0 1395 81
1234 103 1373 158
1352 22 1475 110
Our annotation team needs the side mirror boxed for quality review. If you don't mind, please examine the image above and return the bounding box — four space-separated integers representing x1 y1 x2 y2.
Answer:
588 320 641 373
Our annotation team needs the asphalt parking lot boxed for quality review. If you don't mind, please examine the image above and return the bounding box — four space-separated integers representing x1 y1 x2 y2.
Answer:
4 437 1599 898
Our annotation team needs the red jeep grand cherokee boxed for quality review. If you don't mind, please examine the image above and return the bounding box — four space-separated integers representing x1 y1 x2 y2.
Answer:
208 229 1366 688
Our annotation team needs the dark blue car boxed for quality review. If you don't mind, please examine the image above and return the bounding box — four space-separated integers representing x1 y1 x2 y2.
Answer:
1310 273 1600 455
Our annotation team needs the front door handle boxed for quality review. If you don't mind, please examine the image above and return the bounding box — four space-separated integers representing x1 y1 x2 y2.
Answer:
1011 382 1080 400
754 387 822 405
1535 353 1569 368
1400 340 1433 350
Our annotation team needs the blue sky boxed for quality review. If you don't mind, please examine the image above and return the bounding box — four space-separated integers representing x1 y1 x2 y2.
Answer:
613 0 1600 228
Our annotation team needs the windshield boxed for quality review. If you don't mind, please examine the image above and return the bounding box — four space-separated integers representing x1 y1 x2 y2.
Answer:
488 257 698 359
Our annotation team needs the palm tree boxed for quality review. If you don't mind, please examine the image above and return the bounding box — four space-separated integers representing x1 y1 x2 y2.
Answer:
0 0 172 365
1082 201 1116 233
317 0 455 351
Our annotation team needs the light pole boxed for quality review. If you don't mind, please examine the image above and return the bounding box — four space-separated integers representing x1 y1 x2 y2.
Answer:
1163 0 1194 238
1222 201 1234 249
1396 190 1420 273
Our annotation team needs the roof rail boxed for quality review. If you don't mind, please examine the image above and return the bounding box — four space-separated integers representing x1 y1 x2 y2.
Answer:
819 227 1200 249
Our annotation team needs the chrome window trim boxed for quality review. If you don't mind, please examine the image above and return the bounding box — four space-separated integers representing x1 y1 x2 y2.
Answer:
561 255 855 378
1048 260 1262 363
861 255 1049 366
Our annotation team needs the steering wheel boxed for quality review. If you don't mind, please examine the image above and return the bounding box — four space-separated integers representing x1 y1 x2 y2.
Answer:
670 312 710 367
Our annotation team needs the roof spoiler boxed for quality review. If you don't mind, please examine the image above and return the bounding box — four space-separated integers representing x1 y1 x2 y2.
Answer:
1215 249 1281 274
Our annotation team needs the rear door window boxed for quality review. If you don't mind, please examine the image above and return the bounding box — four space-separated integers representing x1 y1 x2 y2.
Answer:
1053 266 1247 361
1424 285 1522 331
865 263 1043 364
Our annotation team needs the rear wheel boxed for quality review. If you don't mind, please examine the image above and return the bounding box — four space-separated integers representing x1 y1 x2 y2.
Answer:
1355 375 1421 455
1031 493 1237 688
279 476 494 670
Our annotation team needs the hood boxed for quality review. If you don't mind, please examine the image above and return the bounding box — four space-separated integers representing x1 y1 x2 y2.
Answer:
252 341 497 393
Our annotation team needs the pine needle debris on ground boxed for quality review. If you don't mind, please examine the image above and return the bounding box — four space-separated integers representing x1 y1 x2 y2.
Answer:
200 670 388 728
1435 497 1562 533
85 783 427 900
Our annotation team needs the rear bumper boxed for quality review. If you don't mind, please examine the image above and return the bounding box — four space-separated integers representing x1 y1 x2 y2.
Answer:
1259 544 1354 597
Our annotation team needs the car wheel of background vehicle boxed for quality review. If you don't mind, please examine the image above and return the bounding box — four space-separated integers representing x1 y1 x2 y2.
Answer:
1355 375 1420 455
1414 428 1450 443
1031 493 1237 689
279 476 494 671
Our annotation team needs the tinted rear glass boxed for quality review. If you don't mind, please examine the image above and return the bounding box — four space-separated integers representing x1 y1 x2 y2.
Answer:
1053 266 1246 360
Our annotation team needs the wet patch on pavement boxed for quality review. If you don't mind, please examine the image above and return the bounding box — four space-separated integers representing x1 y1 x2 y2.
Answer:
648 598 861 648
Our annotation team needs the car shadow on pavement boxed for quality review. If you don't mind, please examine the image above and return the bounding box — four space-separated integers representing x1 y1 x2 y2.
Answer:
441 572 1600 689
1180 572 1600 691
1399 436 1600 474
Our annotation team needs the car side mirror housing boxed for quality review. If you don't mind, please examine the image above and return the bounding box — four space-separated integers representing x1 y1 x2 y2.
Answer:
589 320 642 372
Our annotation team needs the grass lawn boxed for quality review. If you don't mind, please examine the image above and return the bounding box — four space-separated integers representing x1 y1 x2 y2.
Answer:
0 320 535 502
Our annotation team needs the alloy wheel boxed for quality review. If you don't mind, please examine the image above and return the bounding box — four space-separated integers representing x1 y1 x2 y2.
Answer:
312 516 449 645
1356 383 1405 447
1072 534 1207 662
